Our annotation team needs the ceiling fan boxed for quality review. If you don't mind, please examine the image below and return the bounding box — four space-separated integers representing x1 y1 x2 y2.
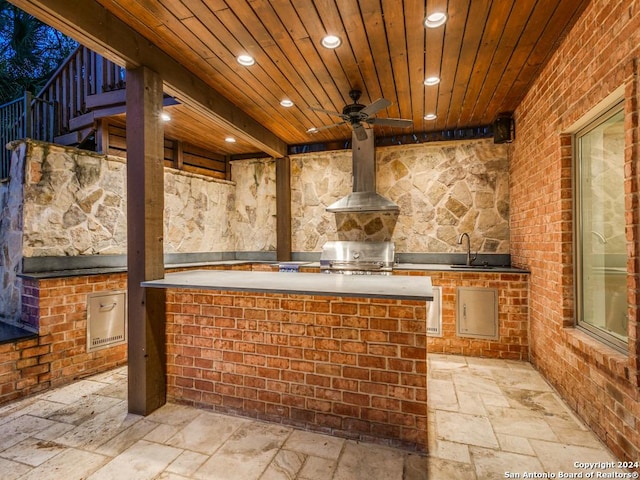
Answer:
307 89 412 141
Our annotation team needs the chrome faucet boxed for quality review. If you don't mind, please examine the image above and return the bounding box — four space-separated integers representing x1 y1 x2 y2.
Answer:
457 233 477 266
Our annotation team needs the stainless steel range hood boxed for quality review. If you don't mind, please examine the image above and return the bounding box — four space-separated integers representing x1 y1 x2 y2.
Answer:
326 129 399 213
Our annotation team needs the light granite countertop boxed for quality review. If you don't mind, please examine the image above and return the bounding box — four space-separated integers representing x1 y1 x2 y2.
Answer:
142 269 433 301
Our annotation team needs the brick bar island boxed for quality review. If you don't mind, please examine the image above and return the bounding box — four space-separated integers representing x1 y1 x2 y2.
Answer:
144 270 432 451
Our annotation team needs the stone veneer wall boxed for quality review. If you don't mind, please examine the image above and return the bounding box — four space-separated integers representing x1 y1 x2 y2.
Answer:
0 143 27 324
509 0 640 463
290 138 509 253
14 141 270 257
0 141 275 325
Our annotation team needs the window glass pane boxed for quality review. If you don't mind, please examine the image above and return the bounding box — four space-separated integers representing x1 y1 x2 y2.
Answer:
577 109 627 347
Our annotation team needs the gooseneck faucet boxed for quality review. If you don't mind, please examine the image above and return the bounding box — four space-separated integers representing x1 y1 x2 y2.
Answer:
457 233 477 266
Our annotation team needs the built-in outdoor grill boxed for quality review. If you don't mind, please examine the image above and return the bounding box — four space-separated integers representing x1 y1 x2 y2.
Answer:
320 241 395 275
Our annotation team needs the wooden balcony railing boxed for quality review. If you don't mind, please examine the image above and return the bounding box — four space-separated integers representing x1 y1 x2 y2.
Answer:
0 46 127 179
0 92 55 180
37 45 127 136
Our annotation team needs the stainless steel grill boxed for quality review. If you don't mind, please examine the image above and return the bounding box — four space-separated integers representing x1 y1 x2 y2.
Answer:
320 241 395 275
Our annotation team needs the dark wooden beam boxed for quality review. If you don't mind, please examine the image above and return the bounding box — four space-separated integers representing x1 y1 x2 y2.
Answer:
10 0 288 158
276 157 292 261
126 66 166 416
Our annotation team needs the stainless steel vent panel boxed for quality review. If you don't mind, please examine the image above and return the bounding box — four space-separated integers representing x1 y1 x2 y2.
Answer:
87 291 127 352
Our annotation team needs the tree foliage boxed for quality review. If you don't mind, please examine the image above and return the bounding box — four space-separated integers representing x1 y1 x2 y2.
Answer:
0 1 77 104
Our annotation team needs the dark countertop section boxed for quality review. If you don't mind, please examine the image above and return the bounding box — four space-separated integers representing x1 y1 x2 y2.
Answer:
142 269 433 301
393 263 530 274
19 260 529 280
0 323 38 345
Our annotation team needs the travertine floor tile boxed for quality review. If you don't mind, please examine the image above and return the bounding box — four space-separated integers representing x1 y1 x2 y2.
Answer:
435 410 499 448
0 355 623 480
332 442 405 480
283 429 345 459
470 447 544 480
260 449 306 480
529 439 619 473
18 448 107 480
298 455 337 480
86 439 182 480
193 422 291 480
165 410 248 455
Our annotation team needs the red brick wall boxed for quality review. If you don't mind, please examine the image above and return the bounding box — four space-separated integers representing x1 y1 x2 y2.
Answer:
0 274 128 405
510 0 640 462
405 271 529 360
166 288 427 451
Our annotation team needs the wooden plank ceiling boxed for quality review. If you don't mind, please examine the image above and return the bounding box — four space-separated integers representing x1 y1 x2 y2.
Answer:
23 0 591 156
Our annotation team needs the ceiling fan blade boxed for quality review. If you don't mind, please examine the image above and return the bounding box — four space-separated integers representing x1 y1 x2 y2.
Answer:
309 106 347 118
307 121 347 133
366 117 413 128
360 98 391 117
352 123 368 141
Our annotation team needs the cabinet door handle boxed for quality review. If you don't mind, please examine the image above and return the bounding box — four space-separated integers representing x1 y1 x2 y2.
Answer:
99 302 117 311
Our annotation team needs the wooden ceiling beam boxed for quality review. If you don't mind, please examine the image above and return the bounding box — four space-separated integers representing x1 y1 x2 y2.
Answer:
9 0 288 158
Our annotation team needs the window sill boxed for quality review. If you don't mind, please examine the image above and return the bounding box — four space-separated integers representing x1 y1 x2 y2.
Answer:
563 326 633 385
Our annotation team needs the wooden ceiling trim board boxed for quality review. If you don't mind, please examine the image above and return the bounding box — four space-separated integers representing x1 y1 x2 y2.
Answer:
480 0 562 123
456 1 509 126
468 0 538 127
313 0 367 109
434 0 470 130
404 0 426 127
446 0 492 127
177 4 306 143
202 0 228 12
213 3 329 143
360 1 399 115
335 0 384 103
181 2 247 60
158 0 194 21
267 0 346 115
245 1 337 115
95 0 162 29
381 0 412 134
289 0 353 113
500 0 589 117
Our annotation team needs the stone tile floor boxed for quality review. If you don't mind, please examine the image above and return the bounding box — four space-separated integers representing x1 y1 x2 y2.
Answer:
0 355 626 479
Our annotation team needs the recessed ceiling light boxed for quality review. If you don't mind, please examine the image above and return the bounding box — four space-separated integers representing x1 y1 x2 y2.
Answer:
424 113 437 121
161 112 171 121
237 54 255 66
321 35 342 49
307 127 319 134
225 137 237 143
424 76 440 86
280 99 294 108
424 12 447 28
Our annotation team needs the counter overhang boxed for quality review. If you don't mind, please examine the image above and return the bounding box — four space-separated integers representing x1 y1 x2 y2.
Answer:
142 269 433 301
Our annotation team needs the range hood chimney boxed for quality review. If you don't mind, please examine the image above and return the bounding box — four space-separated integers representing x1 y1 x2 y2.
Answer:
326 129 399 213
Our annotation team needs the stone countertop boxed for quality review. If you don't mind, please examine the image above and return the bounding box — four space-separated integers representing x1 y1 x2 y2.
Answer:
142 269 433 301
